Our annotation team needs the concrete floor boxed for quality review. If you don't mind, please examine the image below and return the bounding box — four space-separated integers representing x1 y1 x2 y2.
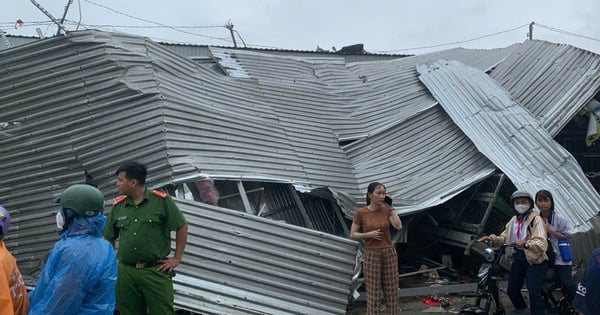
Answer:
345 281 527 314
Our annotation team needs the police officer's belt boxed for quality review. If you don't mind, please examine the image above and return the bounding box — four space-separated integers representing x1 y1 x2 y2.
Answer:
123 261 161 269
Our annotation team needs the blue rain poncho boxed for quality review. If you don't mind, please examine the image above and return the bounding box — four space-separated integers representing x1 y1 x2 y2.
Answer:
28 213 117 315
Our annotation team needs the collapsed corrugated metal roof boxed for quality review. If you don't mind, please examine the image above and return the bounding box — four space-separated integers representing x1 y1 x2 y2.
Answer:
417 60 600 232
2 29 600 313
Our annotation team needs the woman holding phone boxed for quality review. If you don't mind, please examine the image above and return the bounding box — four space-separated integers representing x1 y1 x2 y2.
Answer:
350 182 403 315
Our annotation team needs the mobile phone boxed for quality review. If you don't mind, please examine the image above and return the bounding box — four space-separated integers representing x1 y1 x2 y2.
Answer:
384 196 392 206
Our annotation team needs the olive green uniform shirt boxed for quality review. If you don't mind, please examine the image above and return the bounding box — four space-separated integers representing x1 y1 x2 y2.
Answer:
102 189 186 265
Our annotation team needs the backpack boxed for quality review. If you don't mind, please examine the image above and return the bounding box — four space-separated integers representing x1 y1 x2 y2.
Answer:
526 215 554 265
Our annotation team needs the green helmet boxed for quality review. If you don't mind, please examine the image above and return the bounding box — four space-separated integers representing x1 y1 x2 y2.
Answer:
58 184 105 217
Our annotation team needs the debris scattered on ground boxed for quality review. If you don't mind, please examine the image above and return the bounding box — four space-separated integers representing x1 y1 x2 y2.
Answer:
422 294 453 307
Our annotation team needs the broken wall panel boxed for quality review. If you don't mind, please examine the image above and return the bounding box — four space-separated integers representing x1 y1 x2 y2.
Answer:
174 198 358 315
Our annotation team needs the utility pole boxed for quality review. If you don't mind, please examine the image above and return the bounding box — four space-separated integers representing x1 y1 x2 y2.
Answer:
528 21 535 40
56 0 74 36
225 23 237 48
30 0 69 35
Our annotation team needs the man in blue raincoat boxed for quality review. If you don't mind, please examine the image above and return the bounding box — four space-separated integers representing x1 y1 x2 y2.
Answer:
28 184 117 315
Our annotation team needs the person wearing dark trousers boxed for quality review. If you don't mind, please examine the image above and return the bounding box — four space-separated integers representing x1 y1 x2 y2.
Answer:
479 190 549 315
535 189 576 303
574 247 600 315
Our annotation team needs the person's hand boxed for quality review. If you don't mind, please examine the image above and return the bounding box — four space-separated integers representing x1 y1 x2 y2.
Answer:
543 218 553 233
157 256 181 273
369 229 383 240
515 240 526 248
478 233 496 242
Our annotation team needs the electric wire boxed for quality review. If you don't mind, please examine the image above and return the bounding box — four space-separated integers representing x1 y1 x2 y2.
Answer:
535 23 600 43
375 23 530 53
64 23 225 29
3 15 600 54
76 0 82 31
83 0 232 43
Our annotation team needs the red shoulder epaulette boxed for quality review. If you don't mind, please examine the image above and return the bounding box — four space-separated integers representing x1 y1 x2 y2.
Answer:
152 189 168 198
112 195 127 205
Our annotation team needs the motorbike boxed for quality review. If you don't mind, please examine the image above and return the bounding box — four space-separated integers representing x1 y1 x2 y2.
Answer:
460 240 511 315
542 266 578 314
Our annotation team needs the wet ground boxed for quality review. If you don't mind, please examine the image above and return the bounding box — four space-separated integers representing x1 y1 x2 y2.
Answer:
345 275 533 314
346 293 522 314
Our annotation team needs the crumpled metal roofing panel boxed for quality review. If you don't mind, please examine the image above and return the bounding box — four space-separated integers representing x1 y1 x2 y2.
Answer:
173 198 357 315
214 46 518 215
221 46 518 143
417 59 600 232
490 40 600 136
0 30 360 314
342 105 497 214
3 29 600 315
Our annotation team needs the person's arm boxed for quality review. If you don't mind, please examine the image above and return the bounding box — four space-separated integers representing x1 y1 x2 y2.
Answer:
0 268 14 315
174 223 188 262
350 222 382 240
159 223 188 273
388 208 402 230
478 220 509 246
525 216 548 252
552 215 571 240
102 206 118 249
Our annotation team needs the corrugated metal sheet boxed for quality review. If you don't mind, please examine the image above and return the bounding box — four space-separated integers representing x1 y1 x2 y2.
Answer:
2 29 600 313
343 106 497 214
162 42 405 63
215 46 518 213
173 198 357 315
417 59 600 232
490 40 600 136
0 31 355 314
0 34 39 50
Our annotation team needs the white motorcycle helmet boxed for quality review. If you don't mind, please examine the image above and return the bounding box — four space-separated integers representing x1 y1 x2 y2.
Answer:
510 190 534 215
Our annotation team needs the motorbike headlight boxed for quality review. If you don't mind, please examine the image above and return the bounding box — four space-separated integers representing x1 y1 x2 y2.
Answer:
484 248 495 262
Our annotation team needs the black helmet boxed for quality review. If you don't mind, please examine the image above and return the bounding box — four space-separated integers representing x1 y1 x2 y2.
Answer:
57 184 105 217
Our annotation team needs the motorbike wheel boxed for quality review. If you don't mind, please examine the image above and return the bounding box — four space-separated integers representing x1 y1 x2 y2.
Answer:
559 305 577 315
558 297 577 315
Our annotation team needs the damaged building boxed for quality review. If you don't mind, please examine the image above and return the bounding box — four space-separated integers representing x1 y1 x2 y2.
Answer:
1 30 600 314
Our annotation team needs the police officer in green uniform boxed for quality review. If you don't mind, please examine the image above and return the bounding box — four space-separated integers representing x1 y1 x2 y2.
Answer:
102 161 188 315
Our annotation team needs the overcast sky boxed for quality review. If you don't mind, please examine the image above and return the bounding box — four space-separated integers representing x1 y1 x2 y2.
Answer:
2 0 600 55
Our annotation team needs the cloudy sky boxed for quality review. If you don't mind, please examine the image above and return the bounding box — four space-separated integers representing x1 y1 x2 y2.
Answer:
2 0 600 55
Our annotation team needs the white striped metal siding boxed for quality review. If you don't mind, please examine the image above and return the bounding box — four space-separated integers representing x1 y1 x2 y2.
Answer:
173 198 358 315
0 33 174 278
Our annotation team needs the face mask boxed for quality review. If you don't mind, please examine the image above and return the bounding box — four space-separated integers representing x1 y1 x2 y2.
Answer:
56 210 65 230
514 204 529 214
